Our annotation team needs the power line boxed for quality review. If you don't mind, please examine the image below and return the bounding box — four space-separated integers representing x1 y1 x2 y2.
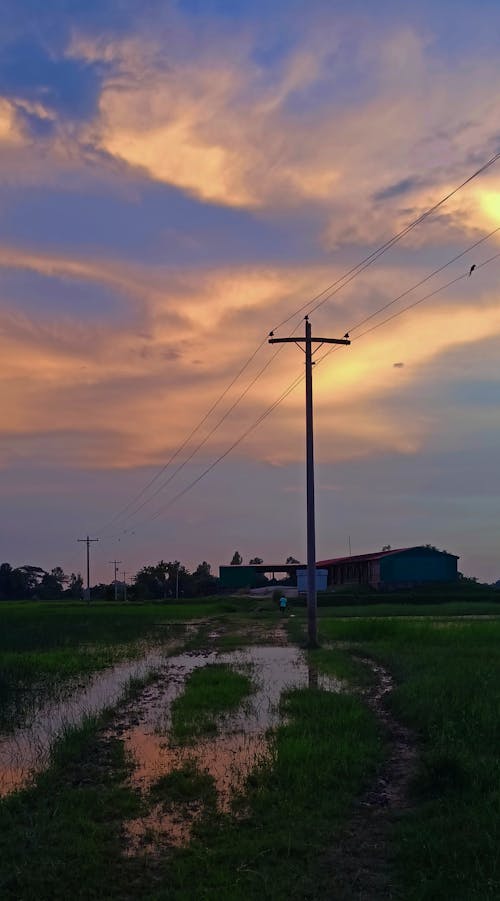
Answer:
347 247 500 345
95 336 268 534
98 340 288 534
345 226 500 336
271 149 500 331
77 535 99 603
97 150 500 534
269 319 350 646
108 559 122 601
117 241 500 531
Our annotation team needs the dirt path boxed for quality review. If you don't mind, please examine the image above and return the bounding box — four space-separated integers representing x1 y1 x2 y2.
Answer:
326 654 418 900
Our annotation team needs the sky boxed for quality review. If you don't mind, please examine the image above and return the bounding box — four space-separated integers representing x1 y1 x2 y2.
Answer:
1 0 500 583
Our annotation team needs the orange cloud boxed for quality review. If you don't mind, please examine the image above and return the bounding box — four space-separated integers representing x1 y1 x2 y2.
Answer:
65 23 500 249
0 99 23 145
2 231 500 475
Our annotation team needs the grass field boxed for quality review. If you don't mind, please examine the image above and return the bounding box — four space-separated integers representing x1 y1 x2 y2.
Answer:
318 614 500 898
1 596 500 898
0 599 258 730
170 663 254 742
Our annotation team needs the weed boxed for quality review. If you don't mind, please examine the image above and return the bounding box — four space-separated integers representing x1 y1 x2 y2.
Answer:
171 664 253 743
151 762 217 807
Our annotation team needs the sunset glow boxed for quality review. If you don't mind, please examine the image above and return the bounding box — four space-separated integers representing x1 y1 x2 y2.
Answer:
1 1 500 581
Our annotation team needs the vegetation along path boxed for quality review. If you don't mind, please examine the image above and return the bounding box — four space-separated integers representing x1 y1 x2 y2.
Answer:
325 652 418 899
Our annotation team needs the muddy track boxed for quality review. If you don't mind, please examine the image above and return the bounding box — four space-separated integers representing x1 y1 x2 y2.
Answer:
326 653 418 900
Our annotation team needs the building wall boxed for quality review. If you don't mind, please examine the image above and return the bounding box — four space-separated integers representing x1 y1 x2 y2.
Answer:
219 565 257 589
326 549 457 588
328 560 379 586
379 550 457 584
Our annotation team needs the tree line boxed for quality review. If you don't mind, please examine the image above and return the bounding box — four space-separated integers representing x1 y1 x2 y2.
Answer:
0 559 218 601
0 563 83 600
0 552 302 602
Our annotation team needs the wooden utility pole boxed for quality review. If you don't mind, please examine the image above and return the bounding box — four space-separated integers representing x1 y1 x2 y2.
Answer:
122 571 129 602
269 317 350 646
108 560 122 601
77 535 99 603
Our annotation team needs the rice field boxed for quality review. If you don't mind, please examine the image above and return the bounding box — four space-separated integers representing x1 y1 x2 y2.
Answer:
0 597 499 899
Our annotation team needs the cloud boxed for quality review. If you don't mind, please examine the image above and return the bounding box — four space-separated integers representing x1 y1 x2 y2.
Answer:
65 19 500 253
0 98 23 144
0 37 108 126
4 240 500 473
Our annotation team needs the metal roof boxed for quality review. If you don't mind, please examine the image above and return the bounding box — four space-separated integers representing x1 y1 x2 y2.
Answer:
317 546 459 566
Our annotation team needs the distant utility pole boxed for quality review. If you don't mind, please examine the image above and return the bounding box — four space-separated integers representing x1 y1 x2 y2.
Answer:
122 571 129 603
77 535 99 603
108 560 122 601
269 317 350 646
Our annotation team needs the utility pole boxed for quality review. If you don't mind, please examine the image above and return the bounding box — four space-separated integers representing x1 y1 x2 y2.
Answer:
108 560 122 601
269 317 350 646
77 535 99 603
122 571 129 603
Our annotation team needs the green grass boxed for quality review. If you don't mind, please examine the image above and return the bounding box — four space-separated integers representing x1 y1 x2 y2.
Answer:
308 646 374 687
0 599 263 654
0 671 381 900
0 645 146 732
0 717 144 901
318 613 500 899
160 687 382 900
151 761 217 807
4 600 500 897
315 600 500 618
0 599 269 730
170 663 253 743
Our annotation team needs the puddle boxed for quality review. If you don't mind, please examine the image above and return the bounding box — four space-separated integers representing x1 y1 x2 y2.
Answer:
0 647 171 797
0 640 345 855
116 646 343 853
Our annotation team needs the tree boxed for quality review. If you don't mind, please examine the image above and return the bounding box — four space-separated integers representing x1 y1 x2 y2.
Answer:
0 563 14 600
134 561 169 600
249 557 263 565
39 567 68 600
286 556 300 565
66 572 84 599
192 562 218 596
230 551 242 566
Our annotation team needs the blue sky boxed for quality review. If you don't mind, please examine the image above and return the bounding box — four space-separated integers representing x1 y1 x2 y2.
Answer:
1 0 500 582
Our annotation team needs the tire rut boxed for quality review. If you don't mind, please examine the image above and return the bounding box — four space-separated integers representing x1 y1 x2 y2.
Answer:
325 653 417 900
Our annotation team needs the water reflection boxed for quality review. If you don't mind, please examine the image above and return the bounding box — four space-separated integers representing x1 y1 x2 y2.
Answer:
0 648 169 796
0 641 345 857
117 646 343 853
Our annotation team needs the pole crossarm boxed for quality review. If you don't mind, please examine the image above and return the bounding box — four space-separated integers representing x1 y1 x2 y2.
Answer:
269 336 350 346
267 318 350 646
77 535 99 604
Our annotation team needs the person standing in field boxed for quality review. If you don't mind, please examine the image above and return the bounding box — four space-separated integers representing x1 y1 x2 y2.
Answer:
279 595 287 615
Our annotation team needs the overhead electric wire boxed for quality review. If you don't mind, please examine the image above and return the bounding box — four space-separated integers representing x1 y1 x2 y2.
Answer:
111 236 500 533
95 336 269 534
99 341 289 533
97 149 500 535
271 149 500 331
127 370 306 532
346 246 500 345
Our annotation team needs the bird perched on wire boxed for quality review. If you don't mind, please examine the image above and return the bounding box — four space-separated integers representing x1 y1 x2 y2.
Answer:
469 264 476 277
343 332 350 339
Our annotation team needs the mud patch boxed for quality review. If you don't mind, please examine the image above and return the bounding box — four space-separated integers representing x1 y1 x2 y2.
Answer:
113 646 343 854
0 646 175 797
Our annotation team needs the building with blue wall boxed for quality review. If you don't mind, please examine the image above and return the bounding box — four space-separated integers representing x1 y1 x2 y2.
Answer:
318 546 458 590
